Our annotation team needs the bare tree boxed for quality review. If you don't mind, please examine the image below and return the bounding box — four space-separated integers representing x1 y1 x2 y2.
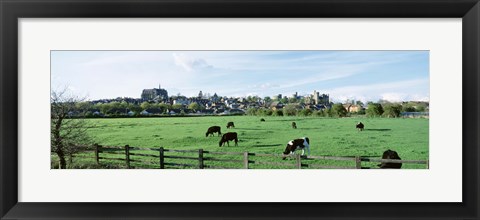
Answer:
51 89 93 169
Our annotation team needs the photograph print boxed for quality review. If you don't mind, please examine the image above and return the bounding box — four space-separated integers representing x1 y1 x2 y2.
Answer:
51 50 429 169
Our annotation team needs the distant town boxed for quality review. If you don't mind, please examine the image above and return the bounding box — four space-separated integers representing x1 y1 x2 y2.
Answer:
70 84 429 118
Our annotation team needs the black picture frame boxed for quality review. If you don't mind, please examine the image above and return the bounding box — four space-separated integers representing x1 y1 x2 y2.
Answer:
1 0 479 219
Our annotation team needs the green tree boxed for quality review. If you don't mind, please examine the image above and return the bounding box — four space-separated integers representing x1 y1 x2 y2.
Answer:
119 101 129 109
171 104 183 109
109 101 121 109
272 109 284 116
383 104 402 118
416 105 426 112
263 109 273 116
283 104 298 116
315 109 326 117
129 104 142 114
188 102 202 111
75 101 92 112
298 108 313 116
288 97 298 103
402 105 416 112
247 95 259 103
246 108 258 116
97 103 111 115
264 96 272 103
140 102 152 110
332 103 348 117
158 103 170 114
366 103 384 117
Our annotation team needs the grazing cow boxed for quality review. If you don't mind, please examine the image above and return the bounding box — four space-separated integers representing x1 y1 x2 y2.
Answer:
260 118 266 122
292 122 297 129
282 137 310 159
219 132 238 147
205 126 222 137
226 121 235 129
378 149 402 169
356 122 364 131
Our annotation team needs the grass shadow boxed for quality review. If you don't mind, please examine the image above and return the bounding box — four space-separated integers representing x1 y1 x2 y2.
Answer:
364 129 391 131
253 144 282 148
239 128 264 131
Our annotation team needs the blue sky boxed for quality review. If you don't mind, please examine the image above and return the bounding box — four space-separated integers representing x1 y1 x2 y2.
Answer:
51 51 429 103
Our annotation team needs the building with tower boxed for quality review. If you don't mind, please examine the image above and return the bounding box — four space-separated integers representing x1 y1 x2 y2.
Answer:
311 90 330 105
141 84 168 102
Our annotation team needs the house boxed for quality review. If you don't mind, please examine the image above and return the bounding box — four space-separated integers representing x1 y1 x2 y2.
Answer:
269 101 284 110
343 104 363 113
167 109 181 115
92 111 102 116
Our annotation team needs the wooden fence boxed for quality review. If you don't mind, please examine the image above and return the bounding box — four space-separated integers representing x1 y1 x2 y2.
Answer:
89 144 429 169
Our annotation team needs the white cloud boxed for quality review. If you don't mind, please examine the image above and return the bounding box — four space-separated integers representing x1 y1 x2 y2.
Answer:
173 53 212 72
253 83 280 90
380 93 409 102
326 78 429 103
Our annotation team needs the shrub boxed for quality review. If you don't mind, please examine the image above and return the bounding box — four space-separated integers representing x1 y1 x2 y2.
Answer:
246 108 257 116
332 104 348 117
272 109 284 116
283 104 298 116
366 103 384 117
298 108 313 116
383 104 402 118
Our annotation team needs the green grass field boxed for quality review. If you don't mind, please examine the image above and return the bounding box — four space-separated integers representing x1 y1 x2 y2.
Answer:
60 116 429 169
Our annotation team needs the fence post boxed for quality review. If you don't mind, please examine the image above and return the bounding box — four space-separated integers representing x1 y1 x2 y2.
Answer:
355 156 362 169
426 159 429 169
94 144 100 165
296 154 302 169
125 145 131 169
198 149 204 169
159 147 165 169
243 152 249 169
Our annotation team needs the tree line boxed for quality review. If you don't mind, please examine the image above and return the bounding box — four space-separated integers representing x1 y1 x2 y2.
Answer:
245 102 428 118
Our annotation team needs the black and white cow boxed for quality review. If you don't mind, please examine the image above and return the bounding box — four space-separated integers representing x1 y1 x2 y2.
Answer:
356 122 364 131
282 137 310 159
226 121 235 129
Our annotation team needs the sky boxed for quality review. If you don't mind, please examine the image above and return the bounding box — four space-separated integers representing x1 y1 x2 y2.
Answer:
51 50 429 103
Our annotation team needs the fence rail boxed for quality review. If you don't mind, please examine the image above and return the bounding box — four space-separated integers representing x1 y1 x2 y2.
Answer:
82 144 429 169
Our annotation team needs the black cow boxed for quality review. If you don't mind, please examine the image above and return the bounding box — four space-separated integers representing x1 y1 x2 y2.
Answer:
205 126 222 137
282 137 310 159
226 121 235 129
219 132 238 147
378 149 402 169
260 118 266 122
292 122 297 129
356 122 364 131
